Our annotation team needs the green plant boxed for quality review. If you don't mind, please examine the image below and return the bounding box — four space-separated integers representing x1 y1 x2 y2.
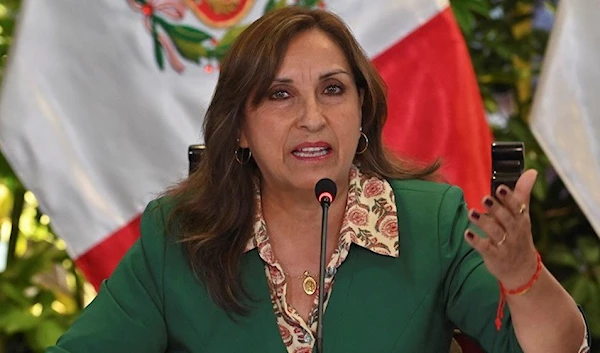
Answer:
0 235 83 353
451 0 600 345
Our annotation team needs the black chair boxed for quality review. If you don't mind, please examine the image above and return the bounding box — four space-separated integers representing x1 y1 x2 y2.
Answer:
188 144 205 175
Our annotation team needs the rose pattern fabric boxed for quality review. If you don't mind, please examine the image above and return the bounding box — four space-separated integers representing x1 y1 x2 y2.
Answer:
379 215 399 239
244 165 399 352
363 178 385 198
348 206 369 226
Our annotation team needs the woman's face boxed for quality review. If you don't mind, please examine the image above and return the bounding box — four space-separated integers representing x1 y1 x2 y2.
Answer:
240 29 364 195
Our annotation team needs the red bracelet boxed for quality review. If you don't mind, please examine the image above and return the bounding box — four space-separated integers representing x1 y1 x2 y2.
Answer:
495 250 543 331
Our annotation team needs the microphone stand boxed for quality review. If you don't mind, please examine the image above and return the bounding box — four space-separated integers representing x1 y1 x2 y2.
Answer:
316 196 330 353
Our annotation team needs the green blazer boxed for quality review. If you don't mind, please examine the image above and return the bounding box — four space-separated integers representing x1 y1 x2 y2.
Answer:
46 180 524 353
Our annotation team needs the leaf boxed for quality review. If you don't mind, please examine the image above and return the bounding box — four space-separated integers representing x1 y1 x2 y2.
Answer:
151 19 164 70
296 0 320 7
505 118 534 148
544 244 580 270
561 275 578 293
465 0 490 17
169 37 208 63
25 318 67 351
36 289 57 308
0 151 16 180
483 97 498 112
14 242 57 281
264 0 287 12
164 24 212 43
0 307 41 334
570 274 591 304
157 20 211 63
451 0 490 18
264 0 276 12
451 2 476 35
219 25 248 48
0 151 22 191
585 282 600 337
593 265 600 284
0 282 30 307
211 25 249 60
0 184 14 218
530 179 546 203
577 236 600 265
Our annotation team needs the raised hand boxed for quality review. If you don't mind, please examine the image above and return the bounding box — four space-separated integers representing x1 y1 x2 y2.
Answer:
464 169 540 289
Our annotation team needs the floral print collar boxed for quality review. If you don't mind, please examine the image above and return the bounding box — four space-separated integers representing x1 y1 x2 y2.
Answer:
244 165 399 258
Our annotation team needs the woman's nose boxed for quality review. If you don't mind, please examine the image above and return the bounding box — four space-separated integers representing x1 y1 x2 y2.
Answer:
297 96 326 132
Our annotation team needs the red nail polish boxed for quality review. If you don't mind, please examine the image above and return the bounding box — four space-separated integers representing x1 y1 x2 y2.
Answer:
471 210 480 220
498 187 507 196
466 231 474 239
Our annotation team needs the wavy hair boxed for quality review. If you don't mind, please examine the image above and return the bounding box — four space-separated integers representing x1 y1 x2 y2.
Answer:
166 6 440 315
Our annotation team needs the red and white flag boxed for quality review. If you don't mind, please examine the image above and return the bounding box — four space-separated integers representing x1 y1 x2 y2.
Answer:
0 0 491 287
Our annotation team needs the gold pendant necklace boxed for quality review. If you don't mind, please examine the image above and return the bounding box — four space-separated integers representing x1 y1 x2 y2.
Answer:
301 271 317 296
284 270 317 295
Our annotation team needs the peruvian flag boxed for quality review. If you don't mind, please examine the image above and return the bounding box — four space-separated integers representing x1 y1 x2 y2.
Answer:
0 0 491 288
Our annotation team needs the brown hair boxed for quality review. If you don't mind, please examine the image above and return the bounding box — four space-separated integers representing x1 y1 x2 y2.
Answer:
166 6 440 315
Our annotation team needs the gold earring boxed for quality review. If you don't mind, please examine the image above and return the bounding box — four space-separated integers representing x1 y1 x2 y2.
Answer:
356 132 369 155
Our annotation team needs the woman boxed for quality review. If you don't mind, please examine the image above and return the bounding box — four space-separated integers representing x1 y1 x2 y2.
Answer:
47 6 589 353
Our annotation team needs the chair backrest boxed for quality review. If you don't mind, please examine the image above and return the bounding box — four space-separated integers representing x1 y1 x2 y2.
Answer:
188 144 205 175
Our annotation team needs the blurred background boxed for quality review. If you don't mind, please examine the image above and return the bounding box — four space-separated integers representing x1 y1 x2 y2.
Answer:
0 0 599 352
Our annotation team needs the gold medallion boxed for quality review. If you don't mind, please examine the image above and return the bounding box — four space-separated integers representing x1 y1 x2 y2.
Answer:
302 271 317 295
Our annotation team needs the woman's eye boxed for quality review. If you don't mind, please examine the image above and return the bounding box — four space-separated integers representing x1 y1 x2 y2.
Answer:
269 90 290 100
324 85 343 95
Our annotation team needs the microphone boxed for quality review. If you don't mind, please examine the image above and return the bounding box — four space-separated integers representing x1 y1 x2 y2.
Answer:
315 178 337 205
314 178 337 353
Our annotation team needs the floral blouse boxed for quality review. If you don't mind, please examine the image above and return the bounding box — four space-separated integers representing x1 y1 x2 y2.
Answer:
244 165 590 353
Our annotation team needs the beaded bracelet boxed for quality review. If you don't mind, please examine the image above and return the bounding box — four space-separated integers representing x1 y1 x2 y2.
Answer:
495 250 543 331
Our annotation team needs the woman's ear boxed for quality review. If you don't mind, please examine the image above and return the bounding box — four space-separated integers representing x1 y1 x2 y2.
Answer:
238 129 249 148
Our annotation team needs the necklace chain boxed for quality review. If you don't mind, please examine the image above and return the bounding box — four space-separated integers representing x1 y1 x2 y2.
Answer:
283 270 313 279
282 270 318 295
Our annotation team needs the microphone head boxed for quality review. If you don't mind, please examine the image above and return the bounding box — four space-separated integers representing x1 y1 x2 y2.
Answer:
315 178 337 204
